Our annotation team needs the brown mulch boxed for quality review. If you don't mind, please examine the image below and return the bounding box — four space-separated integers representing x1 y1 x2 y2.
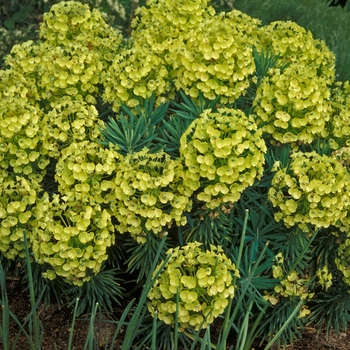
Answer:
1 276 350 349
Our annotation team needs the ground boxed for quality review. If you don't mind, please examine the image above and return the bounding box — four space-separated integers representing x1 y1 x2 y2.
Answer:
1 275 350 350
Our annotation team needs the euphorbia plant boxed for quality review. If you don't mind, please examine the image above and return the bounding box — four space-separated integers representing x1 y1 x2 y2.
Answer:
1 0 350 347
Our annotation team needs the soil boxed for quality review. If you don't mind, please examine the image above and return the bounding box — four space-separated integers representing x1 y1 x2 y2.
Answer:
1 275 350 350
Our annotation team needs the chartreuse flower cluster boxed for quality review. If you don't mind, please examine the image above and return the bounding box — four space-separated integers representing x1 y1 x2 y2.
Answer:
29 141 122 285
148 242 238 331
176 10 260 103
269 151 350 232
42 99 103 158
103 0 215 110
111 149 193 244
327 81 350 149
103 0 260 110
31 192 114 286
264 252 314 318
55 140 122 205
335 233 350 288
0 1 123 284
0 174 40 259
0 68 49 259
259 21 335 82
180 107 266 209
253 21 335 144
0 68 50 177
5 1 122 111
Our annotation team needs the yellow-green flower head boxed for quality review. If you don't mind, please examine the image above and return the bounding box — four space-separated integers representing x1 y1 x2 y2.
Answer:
269 151 350 231
5 2 121 111
31 192 115 286
327 81 350 149
42 99 102 158
55 140 121 203
258 21 335 83
175 10 260 103
133 0 214 34
0 69 44 142
0 72 50 179
0 175 40 259
148 242 238 331
112 149 192 243
275 271 313 300
103 0 215 111
103 2 260 111
7 38 118 109
103 43 173 111
40 1 122 50
335 233 350 289
267 252 314 302
253 20 336 144
253 64 332 144
0 64 40 106
180 108 266 209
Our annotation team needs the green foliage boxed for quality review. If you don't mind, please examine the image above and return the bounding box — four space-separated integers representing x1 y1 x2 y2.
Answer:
65 266 124 315
99 94 169 155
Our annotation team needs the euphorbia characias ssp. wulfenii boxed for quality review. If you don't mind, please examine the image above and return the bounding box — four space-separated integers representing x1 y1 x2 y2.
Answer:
180 107 267 209
111 149 193 243
269 151 350 231
148 242 239 330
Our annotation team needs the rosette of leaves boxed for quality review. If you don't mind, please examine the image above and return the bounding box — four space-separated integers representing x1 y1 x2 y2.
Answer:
268 151 350 232
147 242 238 331
111 149 192 244
99 94 168 155
179 107 267 209
253 21 336 144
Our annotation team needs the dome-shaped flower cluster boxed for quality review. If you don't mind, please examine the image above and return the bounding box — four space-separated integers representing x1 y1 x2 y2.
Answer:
0 175 40 259
327 81 350 149
4 1 122 121
335 233 350 287
269 151 350 231
258 21 335 82
0 1 123 284
102 0 260 110
253 21 335 144
111 149 192 244
148 242 238 331
103 0 215 110
180 108 266 209
175 10 260 103
31 192 114 286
